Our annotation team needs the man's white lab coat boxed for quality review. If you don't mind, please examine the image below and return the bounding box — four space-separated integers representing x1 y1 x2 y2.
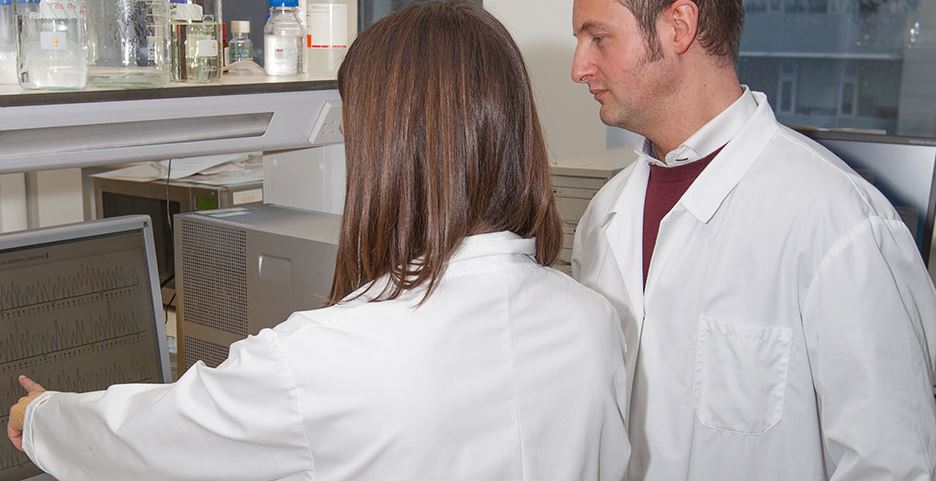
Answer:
23 232 631 481
573 92 936 480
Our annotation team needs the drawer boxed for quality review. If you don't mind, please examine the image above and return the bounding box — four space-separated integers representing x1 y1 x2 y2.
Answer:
552 175 607 190
553 185 598 200
560 247 572 263
557 196 590 223
563 232 574 249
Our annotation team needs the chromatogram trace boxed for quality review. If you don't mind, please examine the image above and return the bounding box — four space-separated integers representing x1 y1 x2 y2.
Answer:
0 355 157 473
0 261 141 312
0 299 145 363
0 334 152 409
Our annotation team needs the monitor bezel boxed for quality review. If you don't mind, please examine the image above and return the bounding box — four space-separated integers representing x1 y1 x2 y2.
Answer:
797 129 936 267
0 215 174 385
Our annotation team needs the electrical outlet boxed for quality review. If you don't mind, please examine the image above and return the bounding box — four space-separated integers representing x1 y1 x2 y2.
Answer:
309 100 344 146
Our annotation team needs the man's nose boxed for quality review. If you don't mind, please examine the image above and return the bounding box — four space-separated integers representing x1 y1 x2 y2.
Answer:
571 46 592 84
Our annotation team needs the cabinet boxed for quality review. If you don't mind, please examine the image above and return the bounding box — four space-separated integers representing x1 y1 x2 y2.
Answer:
550 147 638 275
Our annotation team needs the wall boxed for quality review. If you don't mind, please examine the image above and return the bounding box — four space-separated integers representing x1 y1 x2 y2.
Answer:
484 0 608 159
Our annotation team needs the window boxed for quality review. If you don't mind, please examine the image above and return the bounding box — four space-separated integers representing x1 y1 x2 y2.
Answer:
738 0 932 138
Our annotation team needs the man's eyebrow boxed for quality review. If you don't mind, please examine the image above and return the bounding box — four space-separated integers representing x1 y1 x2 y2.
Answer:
575 20 615 35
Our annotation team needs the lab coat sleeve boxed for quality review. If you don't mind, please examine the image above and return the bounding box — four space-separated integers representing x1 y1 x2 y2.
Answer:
21 328 315 481
802 216 936 479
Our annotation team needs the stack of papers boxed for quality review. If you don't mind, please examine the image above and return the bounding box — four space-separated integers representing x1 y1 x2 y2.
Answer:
92 153 263 186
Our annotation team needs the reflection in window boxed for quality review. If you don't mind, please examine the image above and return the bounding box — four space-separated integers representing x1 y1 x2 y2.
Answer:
738 0 935 138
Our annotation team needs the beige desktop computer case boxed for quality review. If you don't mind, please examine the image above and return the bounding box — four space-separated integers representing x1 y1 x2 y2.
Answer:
173 204 341 372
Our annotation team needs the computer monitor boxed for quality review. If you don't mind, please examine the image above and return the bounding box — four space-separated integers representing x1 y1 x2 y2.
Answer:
0 216 172 481
803 130 936 277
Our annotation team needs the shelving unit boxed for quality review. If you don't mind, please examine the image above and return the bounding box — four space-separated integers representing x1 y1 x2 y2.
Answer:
0 74 340 174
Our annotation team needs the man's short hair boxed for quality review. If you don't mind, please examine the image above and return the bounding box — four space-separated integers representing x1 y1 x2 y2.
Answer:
620 0 744 63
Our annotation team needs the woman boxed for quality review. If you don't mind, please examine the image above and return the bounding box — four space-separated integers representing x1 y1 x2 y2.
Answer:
7 2 630 480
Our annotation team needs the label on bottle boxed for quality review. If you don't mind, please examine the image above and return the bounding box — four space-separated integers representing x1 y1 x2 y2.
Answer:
196 39 218 58
265 35 300 75
39 0 82 19
40 30 67 50
169 3 203 22
306 4 348 49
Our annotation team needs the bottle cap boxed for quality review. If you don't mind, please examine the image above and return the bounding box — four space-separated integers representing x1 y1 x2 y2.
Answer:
231 20 250 34
269 0 299 7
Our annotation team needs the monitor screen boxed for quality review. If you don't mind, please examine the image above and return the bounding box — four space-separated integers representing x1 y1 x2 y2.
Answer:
0 216 171 481
805 132 936 269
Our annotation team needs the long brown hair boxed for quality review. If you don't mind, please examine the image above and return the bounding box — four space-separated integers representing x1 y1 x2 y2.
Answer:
327 0 562 305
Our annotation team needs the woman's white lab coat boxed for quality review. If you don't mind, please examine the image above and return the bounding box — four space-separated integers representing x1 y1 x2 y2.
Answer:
23 231 630 481
573 92 936 480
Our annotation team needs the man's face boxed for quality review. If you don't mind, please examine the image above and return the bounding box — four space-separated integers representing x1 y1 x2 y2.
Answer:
572 0 676 133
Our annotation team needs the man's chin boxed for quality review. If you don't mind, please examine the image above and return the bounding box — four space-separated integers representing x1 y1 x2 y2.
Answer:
598 108 627 130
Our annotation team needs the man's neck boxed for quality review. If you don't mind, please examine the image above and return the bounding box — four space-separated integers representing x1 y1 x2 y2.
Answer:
646 73 743 158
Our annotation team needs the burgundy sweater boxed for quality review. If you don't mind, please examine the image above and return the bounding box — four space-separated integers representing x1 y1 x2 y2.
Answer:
642 147 723 286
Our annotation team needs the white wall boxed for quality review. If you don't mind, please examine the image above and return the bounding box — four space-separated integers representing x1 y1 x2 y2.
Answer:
0 173 28 233
485 0 608 159
27 169 85 228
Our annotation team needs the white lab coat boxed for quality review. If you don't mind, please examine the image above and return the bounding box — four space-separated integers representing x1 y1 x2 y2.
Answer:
24 231 631 481
573 92 936 480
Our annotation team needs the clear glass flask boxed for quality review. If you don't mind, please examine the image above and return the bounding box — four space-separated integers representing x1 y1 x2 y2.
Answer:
85 0 170 88
16 0 88 90
170 19 220 82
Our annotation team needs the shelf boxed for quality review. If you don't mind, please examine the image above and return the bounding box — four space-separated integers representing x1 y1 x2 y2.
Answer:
0 74 342 174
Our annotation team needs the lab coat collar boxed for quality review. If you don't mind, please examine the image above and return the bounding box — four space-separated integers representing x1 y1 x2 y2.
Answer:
342 231 536 305
638 86 756 168
448 231 537 264
678 91 779 224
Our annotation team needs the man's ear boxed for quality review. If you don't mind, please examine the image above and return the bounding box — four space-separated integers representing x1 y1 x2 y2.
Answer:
665 0 699 55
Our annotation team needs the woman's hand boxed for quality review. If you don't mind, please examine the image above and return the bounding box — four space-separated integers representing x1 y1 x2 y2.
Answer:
7 376 46 452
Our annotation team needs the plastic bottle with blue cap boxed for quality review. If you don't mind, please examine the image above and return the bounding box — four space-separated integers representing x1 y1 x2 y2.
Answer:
264 0 303 76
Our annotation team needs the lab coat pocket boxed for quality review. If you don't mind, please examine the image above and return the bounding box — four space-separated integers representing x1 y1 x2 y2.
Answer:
692 316 792 435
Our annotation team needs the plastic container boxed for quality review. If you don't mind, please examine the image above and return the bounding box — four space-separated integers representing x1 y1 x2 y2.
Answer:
15 0 88 90
305 0 346 78
85 0 170 88
228 19 251 63
264 0 302 76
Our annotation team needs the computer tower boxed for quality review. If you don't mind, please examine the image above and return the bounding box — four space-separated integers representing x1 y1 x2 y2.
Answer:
174 204 341 371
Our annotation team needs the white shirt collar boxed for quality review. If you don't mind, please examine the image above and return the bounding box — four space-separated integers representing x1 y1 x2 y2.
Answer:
636 86 758 168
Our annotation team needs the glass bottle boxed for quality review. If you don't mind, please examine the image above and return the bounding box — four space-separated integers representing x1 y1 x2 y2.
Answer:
228 19 251 63
264 0 302 76
85 0 170 88
169 0 220 82
305 0 346 78
0 0 16 84
16 0 88 90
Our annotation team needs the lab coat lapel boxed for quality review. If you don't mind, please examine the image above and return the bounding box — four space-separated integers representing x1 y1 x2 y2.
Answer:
603 159 650 325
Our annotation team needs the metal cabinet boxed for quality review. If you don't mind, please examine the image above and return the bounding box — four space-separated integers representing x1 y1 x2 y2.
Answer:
550 148 638 275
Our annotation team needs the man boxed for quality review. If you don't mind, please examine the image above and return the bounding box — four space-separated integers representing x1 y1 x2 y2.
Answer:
570 0 936 479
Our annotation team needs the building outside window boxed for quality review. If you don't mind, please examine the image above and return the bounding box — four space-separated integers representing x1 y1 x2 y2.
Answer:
738 0 936 138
